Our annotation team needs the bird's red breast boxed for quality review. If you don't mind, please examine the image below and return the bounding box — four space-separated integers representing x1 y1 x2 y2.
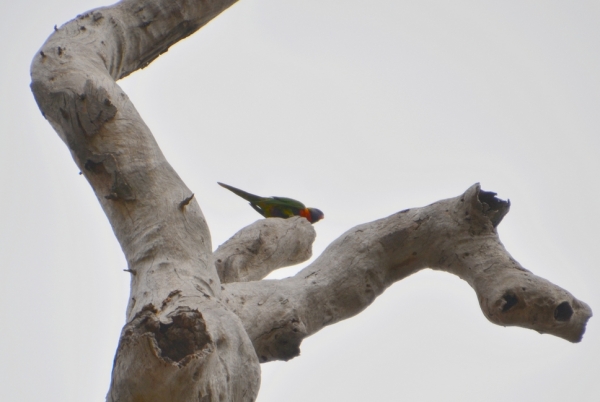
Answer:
299 208 311 220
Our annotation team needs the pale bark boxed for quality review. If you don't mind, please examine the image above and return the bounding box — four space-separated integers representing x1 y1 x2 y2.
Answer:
30 0 592 401
221 185 591 363
214 217 316 283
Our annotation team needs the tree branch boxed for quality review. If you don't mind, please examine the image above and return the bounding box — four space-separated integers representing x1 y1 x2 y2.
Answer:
222 184 592 362
214 217 316 283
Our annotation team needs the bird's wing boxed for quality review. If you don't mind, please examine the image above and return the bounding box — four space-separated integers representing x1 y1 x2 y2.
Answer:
270 196 306 210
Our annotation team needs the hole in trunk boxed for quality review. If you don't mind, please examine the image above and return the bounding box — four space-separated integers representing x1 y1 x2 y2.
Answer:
554 302 573 322
501 293 518 312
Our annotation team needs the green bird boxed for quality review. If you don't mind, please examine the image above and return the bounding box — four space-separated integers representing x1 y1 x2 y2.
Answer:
218 182 324 224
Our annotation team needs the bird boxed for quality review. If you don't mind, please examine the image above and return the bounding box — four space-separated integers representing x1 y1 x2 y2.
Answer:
218 182 324 224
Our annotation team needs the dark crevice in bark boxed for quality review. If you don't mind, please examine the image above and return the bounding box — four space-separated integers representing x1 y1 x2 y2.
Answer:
555 301 574 322
478 189 510 228
122 305 212 365
254 318 307 362
501 292 519 312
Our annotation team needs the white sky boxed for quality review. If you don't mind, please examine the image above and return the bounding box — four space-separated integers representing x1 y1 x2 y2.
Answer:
1 0 599 401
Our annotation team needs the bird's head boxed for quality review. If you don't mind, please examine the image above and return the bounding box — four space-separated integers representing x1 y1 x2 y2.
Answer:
307 208 324 224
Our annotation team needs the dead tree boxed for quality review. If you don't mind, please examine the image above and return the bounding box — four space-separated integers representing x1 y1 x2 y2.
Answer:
30 1 592 401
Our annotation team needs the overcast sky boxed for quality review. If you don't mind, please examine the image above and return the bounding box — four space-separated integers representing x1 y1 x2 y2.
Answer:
1 0 599 401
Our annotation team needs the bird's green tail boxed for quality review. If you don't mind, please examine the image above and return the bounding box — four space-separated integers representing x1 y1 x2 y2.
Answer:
218 182 263 203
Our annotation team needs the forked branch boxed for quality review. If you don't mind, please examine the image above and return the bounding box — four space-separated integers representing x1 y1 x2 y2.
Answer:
219 185 591 362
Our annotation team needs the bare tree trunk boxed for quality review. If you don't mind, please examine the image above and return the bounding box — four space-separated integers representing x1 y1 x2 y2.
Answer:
30 0 592 401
